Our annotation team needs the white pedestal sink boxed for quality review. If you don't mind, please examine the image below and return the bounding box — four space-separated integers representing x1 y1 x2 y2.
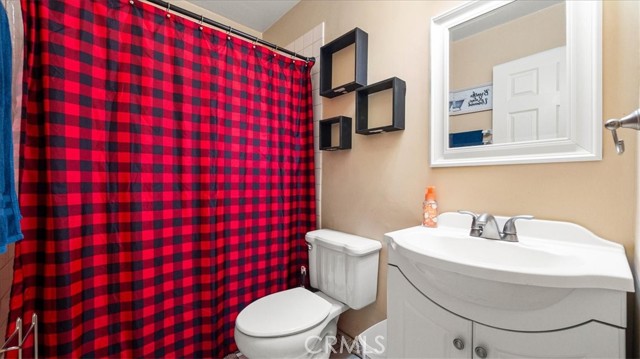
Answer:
385 212 634 358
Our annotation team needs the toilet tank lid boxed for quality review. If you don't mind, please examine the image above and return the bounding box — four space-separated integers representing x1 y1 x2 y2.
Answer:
306 229 382 257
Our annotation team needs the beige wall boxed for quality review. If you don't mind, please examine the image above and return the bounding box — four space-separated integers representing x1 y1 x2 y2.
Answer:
147 0 262 38
265 0 640 339
449 3 565 134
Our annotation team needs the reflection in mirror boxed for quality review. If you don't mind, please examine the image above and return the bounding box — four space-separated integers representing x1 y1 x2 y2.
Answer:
449 1 565 148
430 0 602 167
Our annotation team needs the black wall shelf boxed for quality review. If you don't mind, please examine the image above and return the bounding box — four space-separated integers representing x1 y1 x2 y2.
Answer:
320 28 368 98
319 116 352 151
356 77 406 135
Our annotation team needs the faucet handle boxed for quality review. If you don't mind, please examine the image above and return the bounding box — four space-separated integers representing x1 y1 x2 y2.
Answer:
502 215 534 241
458 210 478 218
458 210 481 237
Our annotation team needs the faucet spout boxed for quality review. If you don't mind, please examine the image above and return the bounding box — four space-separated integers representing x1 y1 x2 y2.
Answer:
476 213 502 240
460 212 534 242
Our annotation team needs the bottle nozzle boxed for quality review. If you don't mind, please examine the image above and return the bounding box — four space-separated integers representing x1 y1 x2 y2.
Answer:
426 186 436 201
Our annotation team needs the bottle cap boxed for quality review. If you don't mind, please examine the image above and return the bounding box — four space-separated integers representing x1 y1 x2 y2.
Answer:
425 186 436 201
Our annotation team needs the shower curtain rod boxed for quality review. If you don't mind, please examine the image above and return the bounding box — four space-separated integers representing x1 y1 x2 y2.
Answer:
141 0 315 63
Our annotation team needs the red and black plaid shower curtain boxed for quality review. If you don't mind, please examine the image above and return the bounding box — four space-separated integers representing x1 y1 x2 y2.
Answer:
7 1 315 357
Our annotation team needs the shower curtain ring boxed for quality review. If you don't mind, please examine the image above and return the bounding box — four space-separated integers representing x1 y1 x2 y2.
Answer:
166 3 171 18
252 36 258 49
199 15 204 31
227 25 232 40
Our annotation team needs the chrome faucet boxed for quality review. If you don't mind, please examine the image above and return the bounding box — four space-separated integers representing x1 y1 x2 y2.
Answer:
476 213 502 240
458 211 533 242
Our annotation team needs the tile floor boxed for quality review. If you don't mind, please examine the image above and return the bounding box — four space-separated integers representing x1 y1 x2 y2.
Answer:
330 352 361 359
226 351 360 359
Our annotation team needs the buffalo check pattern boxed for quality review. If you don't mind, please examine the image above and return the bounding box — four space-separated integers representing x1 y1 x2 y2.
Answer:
8 0 316 357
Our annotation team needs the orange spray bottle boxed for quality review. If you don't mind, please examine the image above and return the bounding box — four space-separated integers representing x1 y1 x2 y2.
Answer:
422 186 438 227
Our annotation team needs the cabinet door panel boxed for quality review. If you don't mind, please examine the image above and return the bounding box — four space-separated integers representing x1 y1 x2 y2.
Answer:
473 321 624 358
388 266 472 358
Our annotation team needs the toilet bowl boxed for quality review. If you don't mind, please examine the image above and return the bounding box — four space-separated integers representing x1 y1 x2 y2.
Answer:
234 230 382 359
235 289 348 359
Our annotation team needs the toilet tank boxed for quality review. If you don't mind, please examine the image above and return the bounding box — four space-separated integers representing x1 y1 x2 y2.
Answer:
306 229 382 310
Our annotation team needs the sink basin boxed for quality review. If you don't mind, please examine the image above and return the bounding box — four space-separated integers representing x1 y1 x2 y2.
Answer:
386 212 634 292
409 232 578 271
386 212 634 331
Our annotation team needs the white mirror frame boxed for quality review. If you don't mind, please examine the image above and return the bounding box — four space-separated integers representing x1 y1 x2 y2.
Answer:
430 0 602 167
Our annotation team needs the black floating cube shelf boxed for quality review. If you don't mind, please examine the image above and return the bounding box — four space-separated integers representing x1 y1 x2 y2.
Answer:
356 77 406 135
319 116 352 151
320 28 368 98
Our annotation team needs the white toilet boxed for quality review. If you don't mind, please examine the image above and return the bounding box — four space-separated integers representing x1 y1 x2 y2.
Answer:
234 229 382 359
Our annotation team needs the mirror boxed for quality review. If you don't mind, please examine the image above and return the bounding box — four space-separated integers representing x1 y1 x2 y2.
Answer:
430 0 602 167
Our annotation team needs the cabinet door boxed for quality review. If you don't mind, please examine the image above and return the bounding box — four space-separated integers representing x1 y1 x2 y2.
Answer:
388 266 472 358
473 321 625 358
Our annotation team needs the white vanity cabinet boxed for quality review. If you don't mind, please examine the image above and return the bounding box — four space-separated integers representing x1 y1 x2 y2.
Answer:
474 321 623 358
388 267 626 358
385 214 633 359
388 266 471 358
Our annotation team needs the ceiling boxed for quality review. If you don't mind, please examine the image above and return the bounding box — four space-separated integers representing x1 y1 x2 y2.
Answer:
185 1 301 33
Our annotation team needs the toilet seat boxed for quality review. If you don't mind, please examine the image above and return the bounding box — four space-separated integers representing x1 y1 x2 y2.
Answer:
235 287 332 338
